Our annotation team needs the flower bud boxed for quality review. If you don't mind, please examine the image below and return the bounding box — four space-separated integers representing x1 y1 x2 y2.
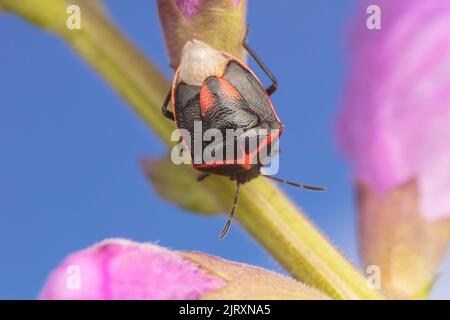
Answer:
337 0 450 298
157 0 247 68
39 239 330 300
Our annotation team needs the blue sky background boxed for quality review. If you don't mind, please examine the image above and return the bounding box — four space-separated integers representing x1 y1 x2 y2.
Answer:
1 0 448 299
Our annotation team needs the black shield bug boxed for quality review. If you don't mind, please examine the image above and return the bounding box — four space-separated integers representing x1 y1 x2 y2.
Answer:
162 31 325 238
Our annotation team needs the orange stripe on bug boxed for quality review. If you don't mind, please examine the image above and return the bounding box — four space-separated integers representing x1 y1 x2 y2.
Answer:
200 83 216 116
217 77 242 101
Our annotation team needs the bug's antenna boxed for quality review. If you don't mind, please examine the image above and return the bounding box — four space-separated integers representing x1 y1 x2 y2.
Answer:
264 175 326 191
220 182 241 239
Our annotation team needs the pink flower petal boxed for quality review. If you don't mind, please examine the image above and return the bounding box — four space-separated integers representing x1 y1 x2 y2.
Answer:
39 239 226 300
175 0 240 19
176 0 202 19
336 0 450 220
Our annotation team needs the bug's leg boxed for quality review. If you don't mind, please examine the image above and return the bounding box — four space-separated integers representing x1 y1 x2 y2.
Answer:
196 172 210 182
177 135 184 156
243 28 278 96
220 182 240 239
161 88 175 121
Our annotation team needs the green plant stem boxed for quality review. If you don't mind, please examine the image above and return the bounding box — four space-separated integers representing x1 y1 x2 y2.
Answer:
1 0 384 299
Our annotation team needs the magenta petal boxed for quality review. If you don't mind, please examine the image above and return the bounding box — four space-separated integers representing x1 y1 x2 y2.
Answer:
176 0 202 19
336 0 450 220
175 0 240 18
39 239 226 300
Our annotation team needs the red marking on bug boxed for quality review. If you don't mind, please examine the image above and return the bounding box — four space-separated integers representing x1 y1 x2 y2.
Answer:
239 145 252 170
217 77 242 101
192 129 281 170
200 84 215 115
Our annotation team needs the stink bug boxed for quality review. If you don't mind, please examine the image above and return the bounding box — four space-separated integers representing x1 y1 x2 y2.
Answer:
162 31 325 238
